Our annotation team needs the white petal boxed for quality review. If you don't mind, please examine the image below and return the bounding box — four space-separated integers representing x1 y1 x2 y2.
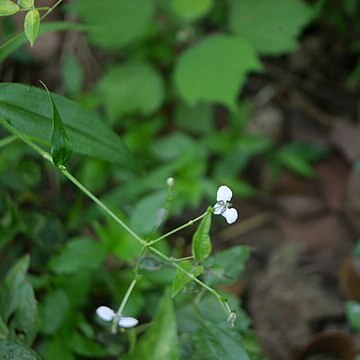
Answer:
96 306 115 322
118 316 139 328
222 208 238 224
213 203 224 215
217 186 232 202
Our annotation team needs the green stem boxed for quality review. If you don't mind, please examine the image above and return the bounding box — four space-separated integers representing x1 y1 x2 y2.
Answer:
61 169 145 246
148 211 208 246
0 135 17 148
0 117 230 316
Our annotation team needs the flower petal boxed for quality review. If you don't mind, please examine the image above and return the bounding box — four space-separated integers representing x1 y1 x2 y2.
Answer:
222 208 238 224
213 203 224 215
96 306 115 322
118 316 139 328
217 186 232 202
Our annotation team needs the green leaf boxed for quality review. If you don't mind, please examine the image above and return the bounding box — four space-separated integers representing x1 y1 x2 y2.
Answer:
0 22 87 62
13 281 39 345
0 1 19 16
192 211 212 262
346 301 360 334
98 62 164 121
130 190 168 235
40 289 69 335
74 0 154 49
41 82 72 167
171 0 214 21
0 255 30 322
18 0 34 9
123 289 179 360
174 34 262 109
0 341 41 360
0 315 8 340
171 260 204 298
228 0 315 55
49 237 106 274
205 245 251 285
0 83 134 166
194 323 250 360
24 9 40 47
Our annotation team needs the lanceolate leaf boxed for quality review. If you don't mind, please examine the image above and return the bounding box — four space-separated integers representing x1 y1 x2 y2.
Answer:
0 83 135 167
171 260 204 298
24 9 40 47
41 82 73 167
192 210 212 262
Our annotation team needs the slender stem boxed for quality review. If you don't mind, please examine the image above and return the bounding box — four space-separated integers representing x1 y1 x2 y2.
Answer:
0 0 63 51
148 211 208 246
116 279 137 317
61 169 146 246
0 135 17 148
149 247 230 315
0 117 230 316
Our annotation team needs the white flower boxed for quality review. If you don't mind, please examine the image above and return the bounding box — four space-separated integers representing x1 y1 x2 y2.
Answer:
96 306 139 328
213 186 238 224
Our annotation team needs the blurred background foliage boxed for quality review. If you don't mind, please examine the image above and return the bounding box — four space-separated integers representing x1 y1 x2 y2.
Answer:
1 0 360 359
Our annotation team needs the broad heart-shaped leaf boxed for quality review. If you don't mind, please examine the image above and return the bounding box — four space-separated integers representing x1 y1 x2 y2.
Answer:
192 211 212 262
194 322 250 360
0 1 19 16
123 289 179 360
24 9 40 47
98 62 164 121
171 260 204 298
74 0 154 50
0 315 8 340
0 83 134 167
0 341 41 360
174 34 262 110
228 0 315 55
346 301 360 334
49 237 106 275
41 82 72 167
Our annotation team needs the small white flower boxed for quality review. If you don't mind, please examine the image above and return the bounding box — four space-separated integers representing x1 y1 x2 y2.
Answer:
96 306 139 328
213 185 238 224
166 177 175 188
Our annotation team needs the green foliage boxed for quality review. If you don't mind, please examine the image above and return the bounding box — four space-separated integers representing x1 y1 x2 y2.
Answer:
228 0 316 55
98 62 164 121
192 211 212 262
18 0 34 10
171 0 214 21
205 246 252 285
24 9 40 47
0 341 41 360
174 34 262 109
0 83 134 166
346 301 360 334
123 290 179 360
49 237 106 274
0 1 19 16
74 0 154 49
171 260 204 298
41 83 73 167
194 322 250 360
0 256 39 346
